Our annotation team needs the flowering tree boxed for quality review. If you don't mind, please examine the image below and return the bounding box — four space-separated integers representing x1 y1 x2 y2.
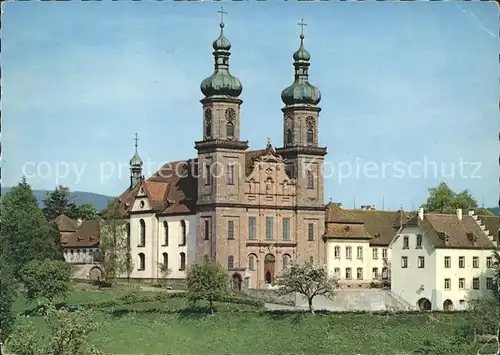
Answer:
273 261 338 315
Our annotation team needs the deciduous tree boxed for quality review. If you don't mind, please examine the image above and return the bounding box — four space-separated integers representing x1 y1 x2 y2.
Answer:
0 177 63 277
99 201 129 284
0 257 17 343
273 261 338 315
493 246 500 302
4 306 104 355
421 182 478 214
158 262 172 288
20 260 72 306
186 257 229 314
71 203 99 221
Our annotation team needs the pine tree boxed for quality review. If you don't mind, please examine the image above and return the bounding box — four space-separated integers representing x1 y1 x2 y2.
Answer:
0 177 63 277
42 185 77 221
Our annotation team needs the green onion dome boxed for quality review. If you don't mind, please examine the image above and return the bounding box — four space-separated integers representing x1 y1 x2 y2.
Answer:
200 23 242 98
281 34 321 106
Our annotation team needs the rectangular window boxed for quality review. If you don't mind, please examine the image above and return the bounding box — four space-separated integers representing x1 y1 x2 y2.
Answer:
204 219 210 241
401 256 408 268
227 220 234 240
473 257 479 268
486 278 494 290
416 234 422 249
459 256 465 268
307 171 314 189
334 246 340 259
382 248 388 259
227 164 234 185
334 267 340 279
205 164 211 186
357 246 363 260
472 278 480 290
307 223 314 241
486 257 493 268
372 268 379 279
345 268 352 280
459 278 465 290
248 217 256 240
372 248 378 260
418 256 425 268
266 217 273 240
444 278 451 290
357 268 363 280
282 218 290 241
345 246 352 259
403 236 409 249
444 256 451 268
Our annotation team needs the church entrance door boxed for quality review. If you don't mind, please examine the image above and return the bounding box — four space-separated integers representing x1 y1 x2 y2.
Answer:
264 254 276 284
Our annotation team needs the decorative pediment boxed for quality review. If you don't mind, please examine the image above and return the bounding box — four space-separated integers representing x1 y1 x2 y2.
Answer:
132 197 152 212
258 150 283 164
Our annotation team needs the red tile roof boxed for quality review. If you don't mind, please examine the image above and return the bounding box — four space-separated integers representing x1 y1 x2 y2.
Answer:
324 204 413 245
404 213 496 249
56 216 100 248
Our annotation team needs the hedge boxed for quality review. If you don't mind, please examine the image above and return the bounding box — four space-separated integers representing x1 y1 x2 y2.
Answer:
78 292 265 310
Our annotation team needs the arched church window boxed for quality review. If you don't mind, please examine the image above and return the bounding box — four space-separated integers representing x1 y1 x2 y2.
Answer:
286 129 293 145
163 221 169 246
179 220 186 246
138 253 145 270
306 116 315 146
205 109 212 138
307 129 314 146
180 252 186 271
225 108 236 139
139 219 146 246
307 171 314 189
226 121 234 139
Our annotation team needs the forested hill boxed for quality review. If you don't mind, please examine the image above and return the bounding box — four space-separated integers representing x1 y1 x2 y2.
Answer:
1 188 114 212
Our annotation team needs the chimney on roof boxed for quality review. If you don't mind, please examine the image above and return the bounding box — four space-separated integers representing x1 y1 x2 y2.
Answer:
418 207 424 220
77 219 83 228
456 208 462 221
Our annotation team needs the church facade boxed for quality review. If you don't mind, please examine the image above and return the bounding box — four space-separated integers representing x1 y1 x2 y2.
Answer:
112 16 327 289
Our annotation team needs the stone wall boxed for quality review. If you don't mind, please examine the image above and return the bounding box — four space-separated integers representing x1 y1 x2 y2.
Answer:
244 288 413 311
295 289 413 312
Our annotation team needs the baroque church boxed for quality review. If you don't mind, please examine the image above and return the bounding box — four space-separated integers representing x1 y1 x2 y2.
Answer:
113 14 326 289
110 13 419 291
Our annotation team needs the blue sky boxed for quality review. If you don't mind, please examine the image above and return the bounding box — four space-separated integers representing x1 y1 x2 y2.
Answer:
2 1 498 210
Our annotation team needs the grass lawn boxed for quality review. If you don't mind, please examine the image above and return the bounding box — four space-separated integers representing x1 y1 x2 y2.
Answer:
13 282 475 354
